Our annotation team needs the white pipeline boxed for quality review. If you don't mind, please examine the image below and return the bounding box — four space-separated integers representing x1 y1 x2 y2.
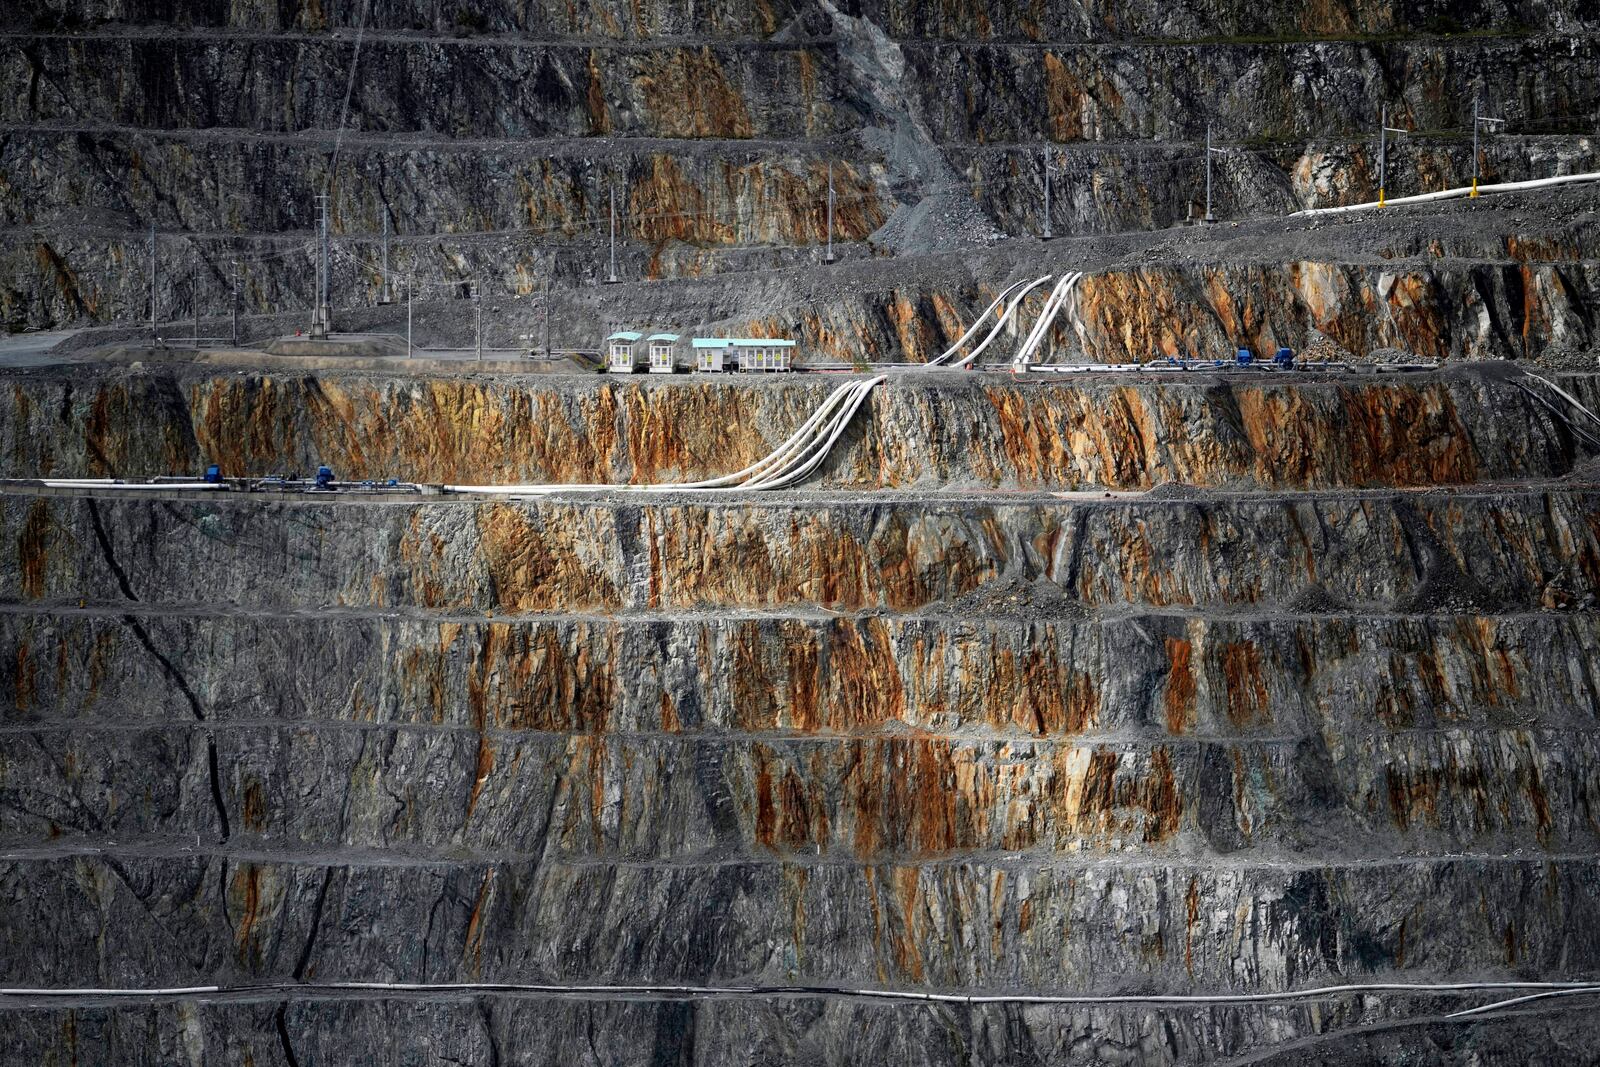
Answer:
1013 272 1082 366
27 272 1104 497
927 274 1053 368
1294 170 1600 217
924 278 1031 366
38 481 224 492
7 979 1600 1014
448 273 1079 495
952 275 1055 368
444 376 888 495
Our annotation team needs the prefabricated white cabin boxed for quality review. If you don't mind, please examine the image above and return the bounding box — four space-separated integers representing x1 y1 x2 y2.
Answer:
731 338 796 372
693 337 732 372
692 336 797 372
606 330 646 373
646 333 681 374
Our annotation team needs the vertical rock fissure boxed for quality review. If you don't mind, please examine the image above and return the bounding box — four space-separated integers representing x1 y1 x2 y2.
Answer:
477 996 502 1067
274 1002 302 1067
293 867 336 982
84 499 231 841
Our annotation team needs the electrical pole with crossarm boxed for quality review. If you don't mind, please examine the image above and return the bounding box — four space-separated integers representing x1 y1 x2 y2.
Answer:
1378 105 1411 207
1472 96 1506 196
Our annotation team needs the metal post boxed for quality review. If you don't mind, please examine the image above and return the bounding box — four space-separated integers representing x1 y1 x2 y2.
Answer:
1042 150 1053 240
380 212 391 303
1470 99 1504 197
1378 105 1388 207
607 185 619 283
231 260 240 346
542 272 551 360
321 194 330 315
322 194 331 329
1472 97 1480 195
194 267 201 348
309 192 332 337
1205 123 1215 223
313 195 323 335
825 162 837 262
473 283 483 361
148 223 157 336
406 278 413 358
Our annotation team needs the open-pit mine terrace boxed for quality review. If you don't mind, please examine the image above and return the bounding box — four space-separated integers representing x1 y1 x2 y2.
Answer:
2 361 1600 1064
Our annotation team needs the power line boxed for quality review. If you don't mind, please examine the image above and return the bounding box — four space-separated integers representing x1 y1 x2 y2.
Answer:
324 0 373 197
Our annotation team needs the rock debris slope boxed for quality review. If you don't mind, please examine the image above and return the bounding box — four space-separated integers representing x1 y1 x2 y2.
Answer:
2 363 1600 1063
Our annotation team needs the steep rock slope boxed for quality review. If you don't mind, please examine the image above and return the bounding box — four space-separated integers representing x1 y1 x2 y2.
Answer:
2 0 1597 367
0 363 1581 487
2 364 1599 1063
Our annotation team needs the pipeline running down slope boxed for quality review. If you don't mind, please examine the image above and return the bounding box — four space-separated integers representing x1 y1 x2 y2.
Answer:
33 273 1084 496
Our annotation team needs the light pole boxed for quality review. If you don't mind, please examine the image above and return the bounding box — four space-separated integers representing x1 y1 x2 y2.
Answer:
148 223 157 337
1042 149 1053 239
311 192 332 337
825 161 837 262
1204 124 1223 222
231 259 240 346
379 211 392 304
406 276 414 358
472 283 483 361
1471 97 1506 196
1377 106 1410 207
607 184 619 283
542 271 551 360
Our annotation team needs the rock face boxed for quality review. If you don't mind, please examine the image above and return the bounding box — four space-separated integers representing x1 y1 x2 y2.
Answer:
0 363 1583 487
4 0 1599 368
2 363 1600 1063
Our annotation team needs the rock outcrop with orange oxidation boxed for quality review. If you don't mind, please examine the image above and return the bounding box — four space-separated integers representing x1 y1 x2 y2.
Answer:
3 359 1600 1062
6 0 1600 352
6 487 1600 615
0 364 1585 488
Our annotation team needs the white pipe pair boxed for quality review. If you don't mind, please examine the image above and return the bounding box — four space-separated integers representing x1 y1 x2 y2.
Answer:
925 275 1053 368
922 280 1029 367
949 275 1055 368
1013 272 1083 366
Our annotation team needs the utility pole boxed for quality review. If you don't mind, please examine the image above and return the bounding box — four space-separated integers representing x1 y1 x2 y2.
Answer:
148 223 157 337
231 260 240 347
1042 149 1053 240
825 161 837 263
1379 106 1410 207
379 211 392 304
1205 123 1217 223
472 283 483 361
1471 96 1506 197
1378 105 1388 207
406 277 414 358
194 267 202 348
607 185 619 283
1472 97 1479 196
542 272 551 360
311 192 331 337
322 194 331 323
